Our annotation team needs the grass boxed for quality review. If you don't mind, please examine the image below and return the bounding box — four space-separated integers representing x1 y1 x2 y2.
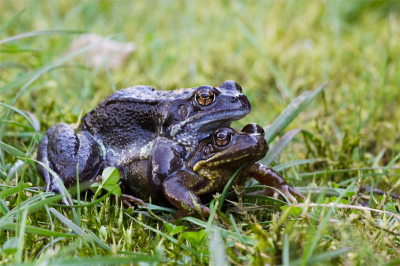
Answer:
1 0 400 265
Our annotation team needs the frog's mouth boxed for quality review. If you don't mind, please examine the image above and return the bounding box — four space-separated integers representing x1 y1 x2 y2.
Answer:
169 108 250 146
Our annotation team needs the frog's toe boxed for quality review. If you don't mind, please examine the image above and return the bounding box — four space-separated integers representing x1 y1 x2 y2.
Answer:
280 185 306 204
288 186 306 201
120 194 147 207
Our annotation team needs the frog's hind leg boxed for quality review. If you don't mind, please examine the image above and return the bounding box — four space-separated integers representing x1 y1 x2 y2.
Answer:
245 162 306 203
37 123 104 204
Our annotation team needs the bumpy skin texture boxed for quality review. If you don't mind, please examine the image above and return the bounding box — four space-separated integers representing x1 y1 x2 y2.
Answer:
78 80 251 165
160 123 306 221
37 80 251 202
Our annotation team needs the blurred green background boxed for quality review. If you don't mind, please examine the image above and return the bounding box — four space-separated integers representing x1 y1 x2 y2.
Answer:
1 0 399 166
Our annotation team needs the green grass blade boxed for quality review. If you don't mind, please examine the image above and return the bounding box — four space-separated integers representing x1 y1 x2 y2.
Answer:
35 237 65 259
19 192 55 208
16 255 160 266
0 48 41 53
0 198 10 219
282 234 290 266
219 162 248 212
273 159 317 172
0 222 79 237
1 195 63 222
0 8 27 34
229 214 249 252
0 103 40 142
0 29 86 45
49 185 120 208
264 82 327 143
260 129 302 165
125 212 195 253
291 167 399 179
384 152 400 173
209 228 228 266
0 183 31 198
205 199 219 232
16 208 28 263
86 230 111 252
242 194 287 205
49 208 89 237
289 247 352 266
0 140 28 158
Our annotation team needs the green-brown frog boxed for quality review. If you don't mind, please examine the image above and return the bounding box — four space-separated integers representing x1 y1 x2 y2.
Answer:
123 123 305 220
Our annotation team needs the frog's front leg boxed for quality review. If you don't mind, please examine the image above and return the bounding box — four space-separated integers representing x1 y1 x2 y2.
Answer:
163 171 214 222
245 162 306 203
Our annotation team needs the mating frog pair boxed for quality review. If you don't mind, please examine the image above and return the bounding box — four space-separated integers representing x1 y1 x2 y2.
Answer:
37 81 304 220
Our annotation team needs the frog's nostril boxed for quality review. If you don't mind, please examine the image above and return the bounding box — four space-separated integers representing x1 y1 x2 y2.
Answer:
230 97 237 102
235 82 243 93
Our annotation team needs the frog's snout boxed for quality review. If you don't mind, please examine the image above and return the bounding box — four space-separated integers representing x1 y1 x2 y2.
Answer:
241 123 265 136
219 80 243 93
240 124 269 156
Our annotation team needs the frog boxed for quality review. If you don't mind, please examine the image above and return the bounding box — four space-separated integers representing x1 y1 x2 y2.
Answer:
36 80 251 203
122 123 306 221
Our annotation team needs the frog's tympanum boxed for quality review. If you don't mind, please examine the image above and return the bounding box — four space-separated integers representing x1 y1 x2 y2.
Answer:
123 123 305 221
37 81 251 204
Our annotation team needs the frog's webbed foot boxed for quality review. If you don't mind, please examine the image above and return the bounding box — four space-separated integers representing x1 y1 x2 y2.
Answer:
248 162 306 204
120 194 147 207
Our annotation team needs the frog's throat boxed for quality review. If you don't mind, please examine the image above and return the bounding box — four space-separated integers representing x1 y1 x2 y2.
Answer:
169 108 250 146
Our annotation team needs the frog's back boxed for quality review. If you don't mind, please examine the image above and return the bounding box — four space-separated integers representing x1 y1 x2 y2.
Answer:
105 85 193 103
79 85 193 164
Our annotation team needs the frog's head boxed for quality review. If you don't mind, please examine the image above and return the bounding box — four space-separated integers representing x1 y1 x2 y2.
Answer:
187 123 268 174
166 80 251 147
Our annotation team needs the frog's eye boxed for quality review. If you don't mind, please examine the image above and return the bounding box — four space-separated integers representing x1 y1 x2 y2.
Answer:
214 129 232 146
195 89 215 106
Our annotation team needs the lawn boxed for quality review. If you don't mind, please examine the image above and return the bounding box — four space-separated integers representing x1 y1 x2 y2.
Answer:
0 0 399 265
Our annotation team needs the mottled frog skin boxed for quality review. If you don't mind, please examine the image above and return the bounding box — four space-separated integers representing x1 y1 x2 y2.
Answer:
123 123 305 221
37 81 251 200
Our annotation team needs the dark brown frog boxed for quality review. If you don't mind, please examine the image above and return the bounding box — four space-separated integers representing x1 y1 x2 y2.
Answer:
123 123 305 221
